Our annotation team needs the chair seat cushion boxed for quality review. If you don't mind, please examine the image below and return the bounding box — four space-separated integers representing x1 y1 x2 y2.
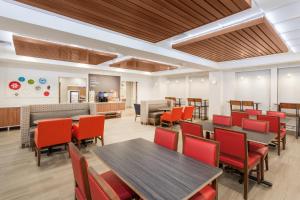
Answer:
189 185 216 200
100 170 135 200
220 152 260 169
75 187 86 200
248 142 268 157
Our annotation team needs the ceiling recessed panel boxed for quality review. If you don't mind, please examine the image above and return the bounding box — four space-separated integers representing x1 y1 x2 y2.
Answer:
13 35 117 65
110 58 177 72
172 17 288 62
16 0 252 43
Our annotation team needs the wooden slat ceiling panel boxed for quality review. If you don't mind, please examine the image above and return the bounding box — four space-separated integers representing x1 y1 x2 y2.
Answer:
13 35 117 65
173 17 289 62
16 0 252 43
110 58 177 72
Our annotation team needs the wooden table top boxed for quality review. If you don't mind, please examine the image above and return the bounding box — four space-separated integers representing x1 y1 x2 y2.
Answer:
94 138 222 200
198 121 275 145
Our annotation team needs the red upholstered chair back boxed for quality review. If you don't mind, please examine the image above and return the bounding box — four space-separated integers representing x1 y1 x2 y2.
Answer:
213 115 232 126
87 167 120 200
182 106 194 120
245 109 262 116
69 143 91 200
183 135 219 167
180 121 203 138
242 118 268 133
78 115 105 140
154 127 178 151
257 115 280 134
214 128 246 160
267 111 286 119
231 112 249 127
36 118 72 148
171 107 184 121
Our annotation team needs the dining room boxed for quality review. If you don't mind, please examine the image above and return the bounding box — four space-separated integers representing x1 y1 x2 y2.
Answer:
1 1 300 200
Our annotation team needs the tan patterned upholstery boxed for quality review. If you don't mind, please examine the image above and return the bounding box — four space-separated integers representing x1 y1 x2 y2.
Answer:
20 103 95 148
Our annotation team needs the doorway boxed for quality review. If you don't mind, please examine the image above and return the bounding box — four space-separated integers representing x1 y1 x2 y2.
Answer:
120 81 137 108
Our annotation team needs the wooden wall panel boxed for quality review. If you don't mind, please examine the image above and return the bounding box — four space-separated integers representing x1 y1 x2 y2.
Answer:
13 35 117 65
173 17 289 62
0 107 20 128
110 58 177 72
16 0 252 43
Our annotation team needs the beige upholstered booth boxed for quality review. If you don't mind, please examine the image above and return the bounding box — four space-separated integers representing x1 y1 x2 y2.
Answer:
140 100 173 125
20 103 97 148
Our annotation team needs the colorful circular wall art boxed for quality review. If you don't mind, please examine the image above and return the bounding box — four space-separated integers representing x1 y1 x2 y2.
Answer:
43 91 50 96
39 78 47 84
9 81 21 90
47 85 51 90
28 79 35 84
18 77 26 82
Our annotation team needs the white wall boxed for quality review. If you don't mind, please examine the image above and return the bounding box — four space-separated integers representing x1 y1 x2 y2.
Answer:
0 63 155 106
278 66 300 103
235 70 271 111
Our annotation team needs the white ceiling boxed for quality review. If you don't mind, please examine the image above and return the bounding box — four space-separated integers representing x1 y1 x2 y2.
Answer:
0 0 300 75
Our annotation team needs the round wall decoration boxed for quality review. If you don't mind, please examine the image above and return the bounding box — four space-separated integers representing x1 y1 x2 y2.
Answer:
43 91 50 96
18 77 26 82
9 81 21 90
28 79 35 84
39 78 47 84
35 86 41 91
47 85 51 90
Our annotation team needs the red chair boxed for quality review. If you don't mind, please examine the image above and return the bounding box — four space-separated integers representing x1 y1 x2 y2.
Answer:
72 115 105 148
242 118 269 179
180 121 203 138
160 107 183 127
257 115 286 155
231 111 249 127
34 118 72 166
212 115 232 126
267 111 287 130
214 128 261 200
183 135 219 200
245 109 262 117
68 143 136 200
154 127 178 151
181 106 195 121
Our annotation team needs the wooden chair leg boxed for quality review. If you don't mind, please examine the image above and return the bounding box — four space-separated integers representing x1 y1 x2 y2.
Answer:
283 136 286 150
101 137 104 146
95 137 97 144
278 138 281 156
66 144 70 158
212 179 218 200
244 169 248 200
265 154 269 171
260 158 264 181
77 140 81 149
37 148 41 167
34 143 37 157
256 163 261 183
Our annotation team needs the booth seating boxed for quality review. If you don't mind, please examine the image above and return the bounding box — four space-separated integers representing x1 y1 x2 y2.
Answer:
20 103 96 148
140 100 172 126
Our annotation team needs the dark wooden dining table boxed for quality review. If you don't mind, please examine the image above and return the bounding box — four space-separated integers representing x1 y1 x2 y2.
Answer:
94 138 223 200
